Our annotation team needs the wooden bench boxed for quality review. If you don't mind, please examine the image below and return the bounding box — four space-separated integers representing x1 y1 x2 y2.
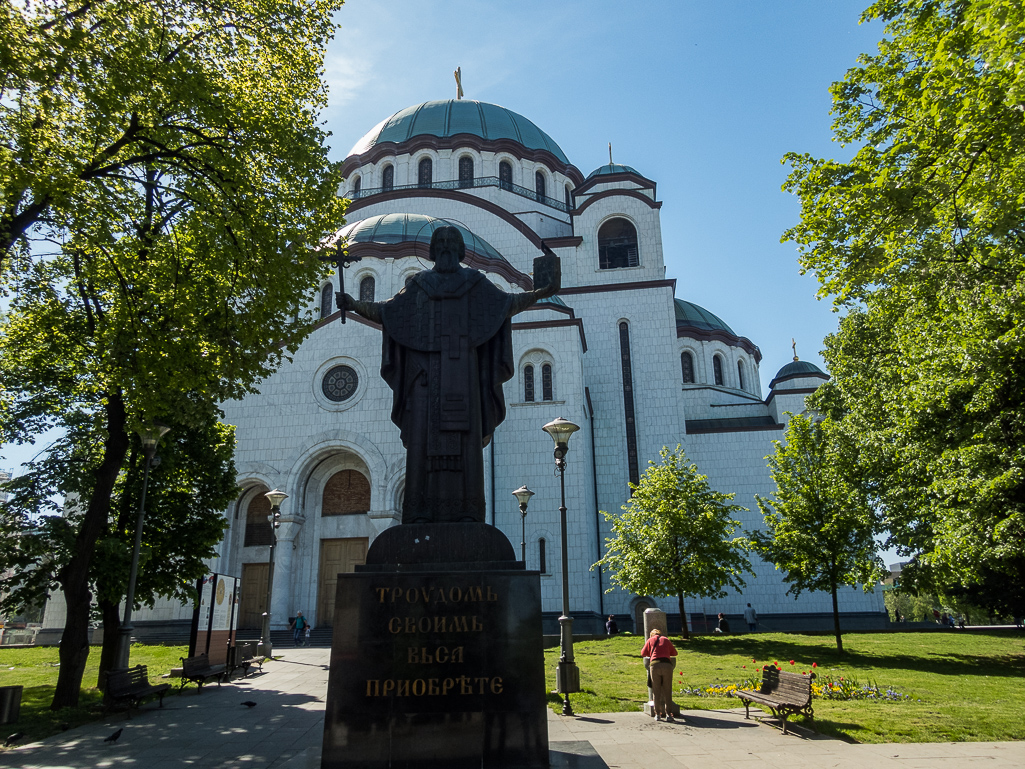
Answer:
105 665 171 712
179 653 227 691
731 667 814 734
226 642 266 679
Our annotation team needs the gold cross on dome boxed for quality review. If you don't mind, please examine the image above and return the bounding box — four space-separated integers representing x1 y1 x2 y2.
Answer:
454 67 463 100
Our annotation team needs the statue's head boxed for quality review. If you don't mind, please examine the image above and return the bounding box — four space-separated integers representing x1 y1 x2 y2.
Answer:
428 226 465 273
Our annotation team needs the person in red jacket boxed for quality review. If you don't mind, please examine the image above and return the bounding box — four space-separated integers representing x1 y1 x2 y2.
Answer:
641 629 678 722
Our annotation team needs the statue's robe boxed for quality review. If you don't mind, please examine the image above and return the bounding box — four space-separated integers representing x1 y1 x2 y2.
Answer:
378 268 515 523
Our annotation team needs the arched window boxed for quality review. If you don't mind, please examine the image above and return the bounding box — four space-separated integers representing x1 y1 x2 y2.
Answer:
499 161 512 191
598 218 639 269
524 365 535 402
418 157 432 188
713 355 724 386
565 185 573 211
243 489 273 547
382 165 394 191
539 538 547 573
458 156 474 188
681 351 695 384
737 360 745 391
322 469 371 516
320 282 333 317
359 275 375 303
541 364 553 401
534 171 546 202
352 176 361 195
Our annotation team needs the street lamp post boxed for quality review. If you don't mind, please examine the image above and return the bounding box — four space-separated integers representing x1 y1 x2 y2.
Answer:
541 416 580 716
260 489 288 658
511 486 535 562
114 423 170 671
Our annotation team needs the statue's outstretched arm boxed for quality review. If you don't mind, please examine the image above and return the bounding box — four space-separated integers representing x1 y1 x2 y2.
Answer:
508 245 562 317
339 292 384 324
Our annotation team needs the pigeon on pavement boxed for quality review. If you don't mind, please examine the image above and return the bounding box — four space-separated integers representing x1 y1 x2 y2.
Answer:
5 732 25 748
103 728 123 744
241 701 258 708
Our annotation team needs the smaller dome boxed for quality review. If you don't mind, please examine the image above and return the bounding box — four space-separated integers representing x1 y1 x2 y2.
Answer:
769 359 829 389
674 299 735 335
333 213 506 263
586 163 640 179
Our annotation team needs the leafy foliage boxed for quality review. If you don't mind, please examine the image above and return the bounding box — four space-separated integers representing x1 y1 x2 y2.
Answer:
752 414 883 652
0 0 346 708
781 0 1025 613
594 445 751 639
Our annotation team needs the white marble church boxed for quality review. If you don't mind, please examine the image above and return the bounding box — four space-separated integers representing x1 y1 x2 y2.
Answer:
41 98 886 642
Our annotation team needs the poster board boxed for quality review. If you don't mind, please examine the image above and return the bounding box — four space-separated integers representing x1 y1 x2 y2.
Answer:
189 573 240 664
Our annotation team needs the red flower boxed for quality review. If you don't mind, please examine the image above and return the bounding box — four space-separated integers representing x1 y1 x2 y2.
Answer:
752 659 756 663
789 660 795 665
742 665 746 668
812 662 817 668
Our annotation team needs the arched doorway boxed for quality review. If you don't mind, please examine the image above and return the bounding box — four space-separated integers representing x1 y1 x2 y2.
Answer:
633 600 653 635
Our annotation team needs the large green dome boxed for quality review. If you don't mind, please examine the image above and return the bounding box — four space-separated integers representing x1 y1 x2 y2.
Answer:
674 299 735 335
347 100 570 164
334 213 506 263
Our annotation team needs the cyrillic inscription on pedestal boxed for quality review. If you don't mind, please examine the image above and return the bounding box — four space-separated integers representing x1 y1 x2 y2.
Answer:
321 570 547 769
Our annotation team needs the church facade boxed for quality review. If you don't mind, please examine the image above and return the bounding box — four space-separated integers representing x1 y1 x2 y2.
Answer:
41 99 886 641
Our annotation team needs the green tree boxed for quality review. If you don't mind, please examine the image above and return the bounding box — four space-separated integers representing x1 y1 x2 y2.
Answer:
751 414 883 653
0 0 346 708
781 0 1025 613
594 446 751 640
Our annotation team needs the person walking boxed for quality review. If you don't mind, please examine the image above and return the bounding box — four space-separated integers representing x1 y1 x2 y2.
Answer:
290 611 309 647
641 629 677 722
743 603 758 632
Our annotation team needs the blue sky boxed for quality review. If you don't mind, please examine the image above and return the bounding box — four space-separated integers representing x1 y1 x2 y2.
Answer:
318 0 884 393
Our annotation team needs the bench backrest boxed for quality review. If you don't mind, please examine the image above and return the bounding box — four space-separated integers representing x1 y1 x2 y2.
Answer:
107 665 149 690
759 668 812 704
182 653 210 673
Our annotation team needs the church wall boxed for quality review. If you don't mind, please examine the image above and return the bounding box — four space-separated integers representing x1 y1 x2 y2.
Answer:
565 196 665 287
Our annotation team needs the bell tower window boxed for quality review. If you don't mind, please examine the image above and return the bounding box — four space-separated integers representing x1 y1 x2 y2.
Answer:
598 218 639 269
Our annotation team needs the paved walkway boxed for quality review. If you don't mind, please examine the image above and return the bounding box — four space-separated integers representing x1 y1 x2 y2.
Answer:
3 649 1023 769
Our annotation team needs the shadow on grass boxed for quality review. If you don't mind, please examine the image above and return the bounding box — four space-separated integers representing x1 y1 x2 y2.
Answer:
683 634 1025 680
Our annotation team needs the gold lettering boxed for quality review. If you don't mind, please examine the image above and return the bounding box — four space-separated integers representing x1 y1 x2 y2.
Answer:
452 616 469 632
405 588 418 603
407 647 419 664
376 587 388 603
366 680 379 697
472 616 484 631
475 677 488 694
436 589 448 603
433 616 448 633
388 617 401 634
458 675 472 695
420 587 431 602
487 586 499 601
412 679 426 696
418 617 431 633
490 677 504 694
391 587 403 603
421 647 433 664
428 678 440 695
405 617 416 633
467 586 483 602
453 646 464 663
436 646 449 663
397 679 409 696
382 680 395 696
449 587 462 602
442 677 455 694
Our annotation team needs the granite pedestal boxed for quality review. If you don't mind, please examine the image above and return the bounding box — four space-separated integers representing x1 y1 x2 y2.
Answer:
322 523 549 769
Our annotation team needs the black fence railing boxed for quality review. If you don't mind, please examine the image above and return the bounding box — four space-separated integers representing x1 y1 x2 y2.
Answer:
350 176 571 213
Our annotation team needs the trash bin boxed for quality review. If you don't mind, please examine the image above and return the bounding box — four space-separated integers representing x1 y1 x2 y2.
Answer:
0 685 22 725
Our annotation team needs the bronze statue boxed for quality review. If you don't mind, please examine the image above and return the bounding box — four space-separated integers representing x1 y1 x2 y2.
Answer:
342 226 559 524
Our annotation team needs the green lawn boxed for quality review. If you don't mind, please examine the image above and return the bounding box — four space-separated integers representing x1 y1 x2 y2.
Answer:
0 645 189 746
544 631 1025 743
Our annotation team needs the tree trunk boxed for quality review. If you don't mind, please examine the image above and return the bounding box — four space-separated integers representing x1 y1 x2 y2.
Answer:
96 599 122 691
831 582 843 654
677 593 689 640
51 391 130 710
